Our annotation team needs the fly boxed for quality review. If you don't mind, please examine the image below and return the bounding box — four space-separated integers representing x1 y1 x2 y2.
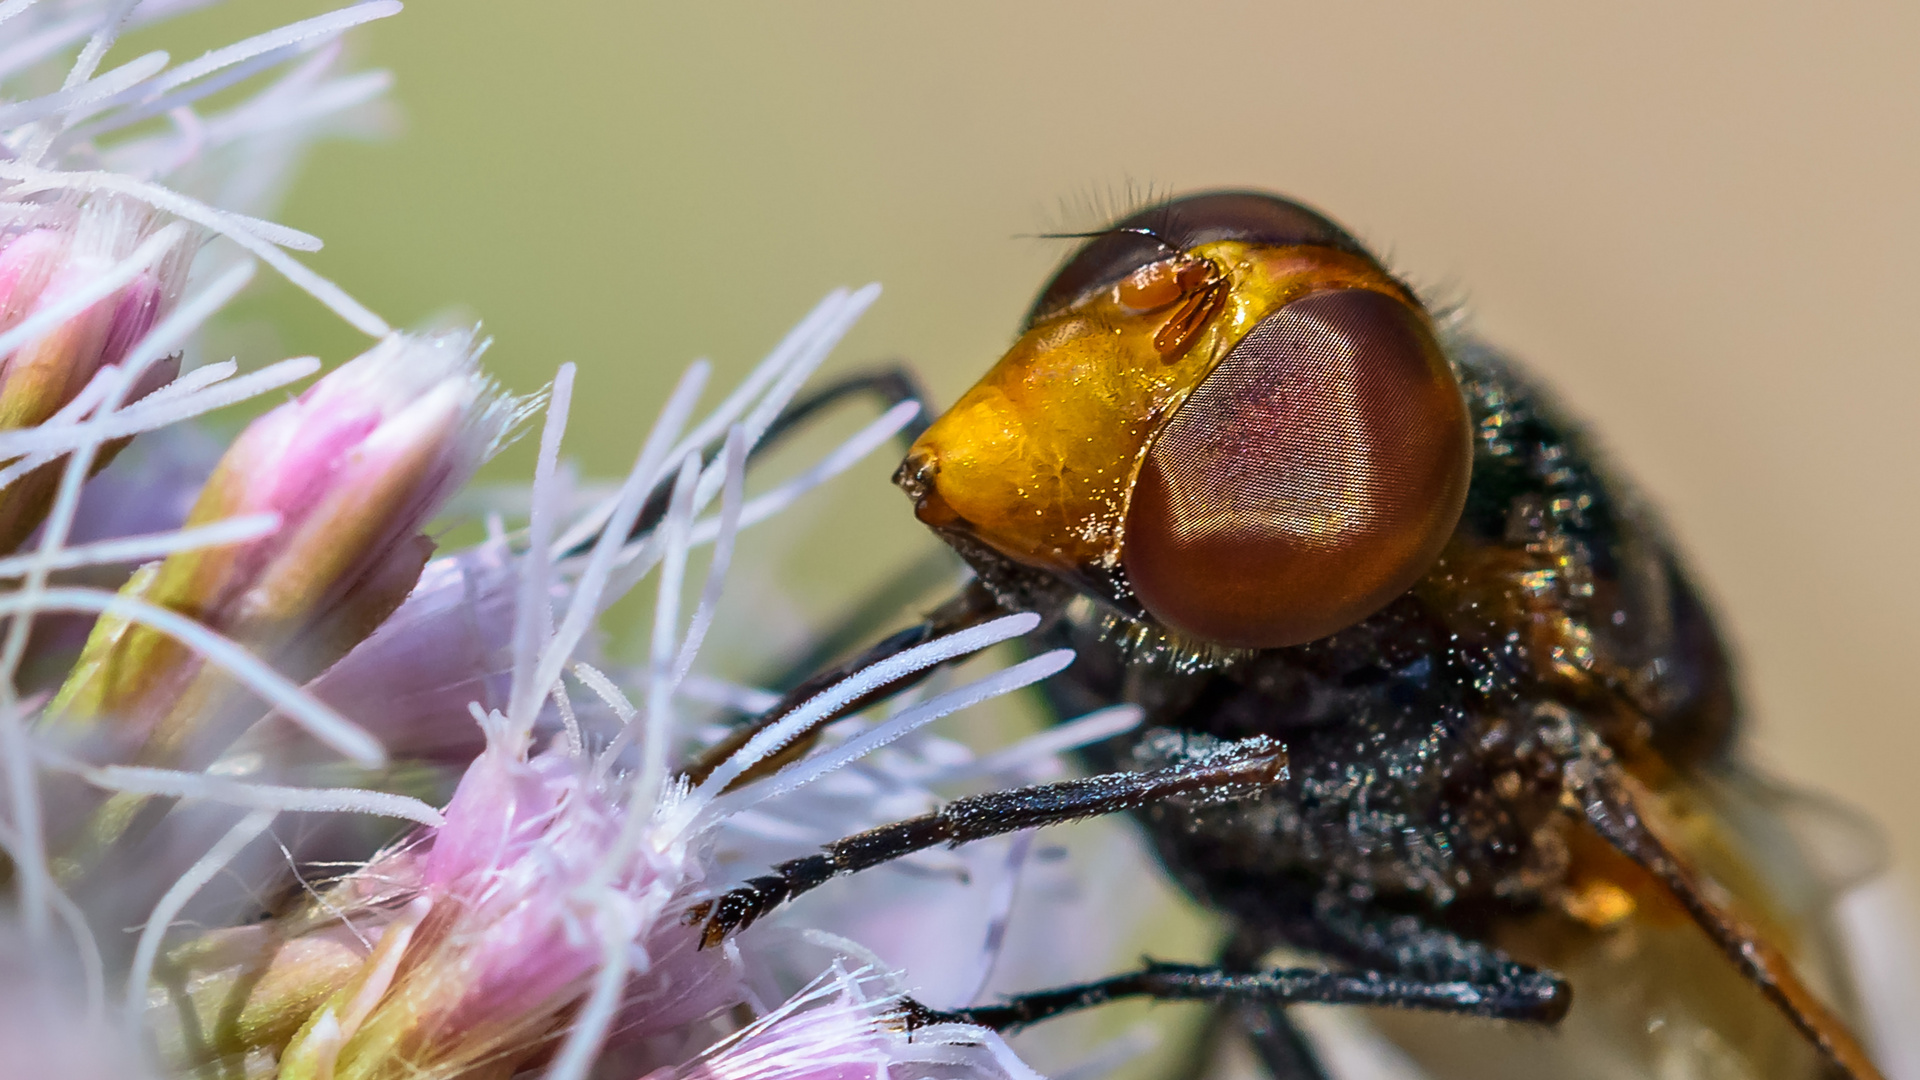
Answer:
680 191 1887 1080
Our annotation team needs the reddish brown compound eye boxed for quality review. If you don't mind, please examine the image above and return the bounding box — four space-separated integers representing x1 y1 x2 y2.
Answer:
1121 288 1472 649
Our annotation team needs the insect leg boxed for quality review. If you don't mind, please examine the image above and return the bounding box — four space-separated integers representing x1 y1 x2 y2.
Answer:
565 364 934 559
1277 892 1564 1003
687 738 1286 946
678 579 1003 787
911 953 1564 1031
915 898 1566 1033
756 364 932 449
1232 1003 1329 1080
1220 933 1332 1080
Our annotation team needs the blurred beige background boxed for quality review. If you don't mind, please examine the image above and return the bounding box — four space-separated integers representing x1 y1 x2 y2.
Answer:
141 3 1920 898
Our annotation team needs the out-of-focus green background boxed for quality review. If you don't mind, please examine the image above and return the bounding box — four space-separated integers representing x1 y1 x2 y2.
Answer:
138 0 1918 926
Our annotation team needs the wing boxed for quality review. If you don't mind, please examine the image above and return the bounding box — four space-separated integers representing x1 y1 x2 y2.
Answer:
1352 758 1886 1080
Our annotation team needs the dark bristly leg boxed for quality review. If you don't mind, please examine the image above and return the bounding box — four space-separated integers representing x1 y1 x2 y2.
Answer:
688 739 1285 946
678 580 1003 788
1236 1002 1328 1080
565 364 934 559
1220 934 1330 1080
759 545 961 693
755 365 932 449
923 958 1565 1031
905 902 1566 1043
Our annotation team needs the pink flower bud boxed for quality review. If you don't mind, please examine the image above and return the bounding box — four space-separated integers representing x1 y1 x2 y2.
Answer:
0 199 194 552
153 922 375 1072
263 747 743 1080
50 330 525 774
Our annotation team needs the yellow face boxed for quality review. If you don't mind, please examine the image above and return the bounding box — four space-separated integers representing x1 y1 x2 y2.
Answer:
898 240 1413 580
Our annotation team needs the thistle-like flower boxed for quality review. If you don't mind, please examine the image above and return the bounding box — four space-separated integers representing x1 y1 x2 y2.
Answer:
142 302 1074 1080
46 329 524 832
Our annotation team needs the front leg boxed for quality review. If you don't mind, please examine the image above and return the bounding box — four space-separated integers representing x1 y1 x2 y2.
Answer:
687 737 1285 946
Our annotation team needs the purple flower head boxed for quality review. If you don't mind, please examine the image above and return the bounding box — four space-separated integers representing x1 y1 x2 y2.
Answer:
265 743 741 1080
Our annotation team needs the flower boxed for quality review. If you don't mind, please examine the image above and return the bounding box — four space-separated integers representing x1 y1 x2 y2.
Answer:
49 329 524 774
134 305 1071 1080
0 196 194 552
641 964 1044 1080
265 747 741 1080
0 7 1098 1080
0 0 413 986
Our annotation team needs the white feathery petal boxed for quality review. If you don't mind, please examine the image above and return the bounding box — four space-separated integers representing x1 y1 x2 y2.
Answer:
129 2 397 103
572 661 639 727
0 512 277 577
0 11 96 83
0 355 319 458
672 425 746 685
533 359 709 722
507 363 575 739
689 399 919 544
632 453 702 813
72 764 442 825
550 287 859 558
122 809 276 1033
0 47 169 129
715 649 1075 817
0 162 386 331
691 612 1042 802
0 0 39 31
0 587 383 765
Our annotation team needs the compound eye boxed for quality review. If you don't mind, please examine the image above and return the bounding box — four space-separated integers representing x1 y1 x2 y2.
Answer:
1121 288 1472 649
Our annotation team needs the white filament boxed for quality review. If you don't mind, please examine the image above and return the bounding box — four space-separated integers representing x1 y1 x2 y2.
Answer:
718 648 1075 817
532 360 709 720
123 810 276 1033
506 364 574 740
672 425 746 686
0 354 318 459
689 400 919 544
632 454 702 817
79 764 444 826
0 513 278 578
0 588 382 766
691 612 1041 803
